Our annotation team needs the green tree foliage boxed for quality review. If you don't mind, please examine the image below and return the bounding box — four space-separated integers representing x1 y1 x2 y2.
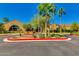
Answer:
30 14 46 32
71 22 79 32
0 23 4 33
2 17 9 23
38 3 56 37
38 3 56 17
23 24 32 31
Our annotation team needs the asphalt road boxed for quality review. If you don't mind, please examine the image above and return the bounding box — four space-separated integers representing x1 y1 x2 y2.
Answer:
0 35 79 56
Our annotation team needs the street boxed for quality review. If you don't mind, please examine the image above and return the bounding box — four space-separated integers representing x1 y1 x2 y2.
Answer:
0 35 79 56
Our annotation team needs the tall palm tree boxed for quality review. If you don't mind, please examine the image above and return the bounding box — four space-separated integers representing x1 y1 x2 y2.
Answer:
58 8 66 34
50 5 56 33
38 3 56 37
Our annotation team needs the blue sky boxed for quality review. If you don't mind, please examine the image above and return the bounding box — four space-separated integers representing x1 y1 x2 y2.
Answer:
0 3 79 24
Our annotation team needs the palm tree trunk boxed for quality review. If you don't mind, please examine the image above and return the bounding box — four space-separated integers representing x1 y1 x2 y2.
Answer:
60 17 62 34
52 13 55 34
38 18 40 38
52 17 54 34
44 15 48 38
45 21 47 38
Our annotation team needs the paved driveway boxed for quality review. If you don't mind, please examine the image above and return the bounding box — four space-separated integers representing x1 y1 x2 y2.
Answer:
0 35 79 56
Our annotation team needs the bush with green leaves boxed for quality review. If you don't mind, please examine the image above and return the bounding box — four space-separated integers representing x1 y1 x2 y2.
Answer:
3 30 10 33
51 34 65 38
34 33 66 38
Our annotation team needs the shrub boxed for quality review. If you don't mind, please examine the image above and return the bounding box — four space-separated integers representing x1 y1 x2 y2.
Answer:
51 34 65 38
3 30 10 33
50 29 53 33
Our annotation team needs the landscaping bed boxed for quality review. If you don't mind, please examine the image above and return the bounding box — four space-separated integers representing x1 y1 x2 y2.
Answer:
2 32 72 42
3 34 71 42
36 34 67 38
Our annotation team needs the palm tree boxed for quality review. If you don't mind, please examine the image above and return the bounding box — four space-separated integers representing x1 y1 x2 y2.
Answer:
38 3 56 37
49 4 56 33
2 17 9 23
58 8 66 34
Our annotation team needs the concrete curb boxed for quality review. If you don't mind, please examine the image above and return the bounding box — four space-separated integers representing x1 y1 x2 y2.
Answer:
3 38 71 42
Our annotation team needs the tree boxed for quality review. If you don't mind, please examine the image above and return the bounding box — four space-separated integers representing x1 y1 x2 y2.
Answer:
71 22 79 32
30 14 40 31
31 14 46 32
25 24 32 31
2 17 9 23
50 4 56 33
38 3 56 37
0 17 9 33
62 25 66 32
23 24 27 29
58 8 66 34
0 23 4 33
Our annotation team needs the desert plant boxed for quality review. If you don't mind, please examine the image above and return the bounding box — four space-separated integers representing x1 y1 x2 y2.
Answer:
58 8 66 34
